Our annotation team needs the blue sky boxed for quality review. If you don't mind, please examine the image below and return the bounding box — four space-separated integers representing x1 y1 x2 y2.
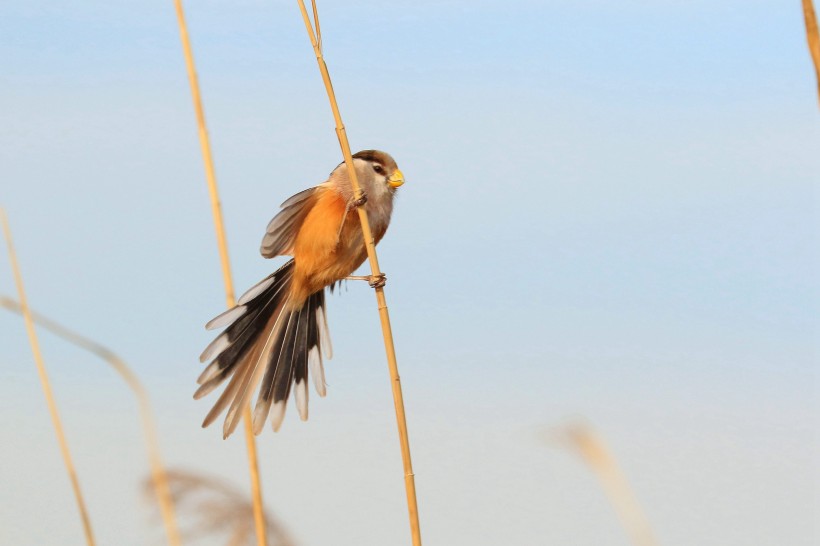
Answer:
1 1 818 545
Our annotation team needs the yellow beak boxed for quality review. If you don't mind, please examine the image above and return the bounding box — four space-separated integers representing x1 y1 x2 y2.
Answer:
388 169 405 188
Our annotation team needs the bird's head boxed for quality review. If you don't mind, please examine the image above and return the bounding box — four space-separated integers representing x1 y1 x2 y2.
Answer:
352 150 405 194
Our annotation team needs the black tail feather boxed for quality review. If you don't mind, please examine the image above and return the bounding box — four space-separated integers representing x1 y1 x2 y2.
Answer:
197 259 330 437
194 263 293 399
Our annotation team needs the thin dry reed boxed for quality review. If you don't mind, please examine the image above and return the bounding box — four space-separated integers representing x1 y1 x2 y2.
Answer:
557 422 659 546
171 2 268 544
803 0 820 107
295 3 422 544
0 296 182 546
0 210 97 546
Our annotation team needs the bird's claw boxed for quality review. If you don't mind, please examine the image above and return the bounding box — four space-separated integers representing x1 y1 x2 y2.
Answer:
344 273 387 288
368 273 387 288
352 192 368 207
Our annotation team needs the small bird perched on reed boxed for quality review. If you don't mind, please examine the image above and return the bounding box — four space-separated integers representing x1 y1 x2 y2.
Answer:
195 150 405 438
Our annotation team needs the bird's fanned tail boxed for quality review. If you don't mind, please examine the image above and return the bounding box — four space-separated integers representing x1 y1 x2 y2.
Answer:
196 260 331 438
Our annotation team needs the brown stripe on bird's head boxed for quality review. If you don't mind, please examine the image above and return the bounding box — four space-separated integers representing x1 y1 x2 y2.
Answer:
352 150 398 170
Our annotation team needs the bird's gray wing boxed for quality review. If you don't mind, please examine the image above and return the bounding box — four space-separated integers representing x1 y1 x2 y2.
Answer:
259 187 320 258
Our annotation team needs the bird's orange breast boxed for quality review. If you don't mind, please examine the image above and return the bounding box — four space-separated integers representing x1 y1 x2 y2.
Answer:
290 189 368 303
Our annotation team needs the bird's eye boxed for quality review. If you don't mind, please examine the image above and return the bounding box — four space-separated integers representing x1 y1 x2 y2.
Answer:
373 164 384 174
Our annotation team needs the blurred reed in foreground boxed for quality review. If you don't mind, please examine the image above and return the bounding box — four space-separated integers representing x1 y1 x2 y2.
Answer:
0 295 181 546
1 210 96 545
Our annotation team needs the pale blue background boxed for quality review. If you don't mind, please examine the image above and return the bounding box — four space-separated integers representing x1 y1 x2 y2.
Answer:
1 1 817 545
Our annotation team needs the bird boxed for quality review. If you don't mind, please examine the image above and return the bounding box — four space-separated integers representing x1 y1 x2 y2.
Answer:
195 150 405 439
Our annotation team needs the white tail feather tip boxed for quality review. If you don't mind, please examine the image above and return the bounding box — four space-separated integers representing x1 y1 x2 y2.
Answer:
205 305 246 331
199 333 230 363
316 306 333 359
295 380 309 421
270 401 287 432
252 404 269 435
308 347 327 397
238 276 276 305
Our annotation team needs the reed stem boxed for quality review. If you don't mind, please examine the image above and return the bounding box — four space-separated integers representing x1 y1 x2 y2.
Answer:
295 3 422 544
0 296 182 546
0 210 97 546
171 2 268 545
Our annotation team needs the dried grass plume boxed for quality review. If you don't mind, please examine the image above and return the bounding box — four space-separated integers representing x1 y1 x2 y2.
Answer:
144 470 297 546
551 421 660 546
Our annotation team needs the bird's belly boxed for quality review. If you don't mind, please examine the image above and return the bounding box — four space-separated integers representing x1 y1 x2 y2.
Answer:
291 210 368 300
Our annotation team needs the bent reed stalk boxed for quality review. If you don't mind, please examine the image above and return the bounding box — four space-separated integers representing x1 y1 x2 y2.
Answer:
803 0 820 107
295 3 422 544
559 423 659 546
0 210 97 546
0 296 181 546
171 2 268 545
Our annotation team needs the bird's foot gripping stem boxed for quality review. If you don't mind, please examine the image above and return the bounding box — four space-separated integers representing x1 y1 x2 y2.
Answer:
346 273 387 288
352 192 368 208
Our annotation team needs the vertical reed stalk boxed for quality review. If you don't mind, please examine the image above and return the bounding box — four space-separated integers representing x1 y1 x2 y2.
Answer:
803 0 820 107
295 3 422 544
171 3 268 545
0 297 181 546
0 210 97 546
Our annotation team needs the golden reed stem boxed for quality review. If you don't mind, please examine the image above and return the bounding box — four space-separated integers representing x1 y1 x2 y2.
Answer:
803 0 820 108
171 3 268 545
295 3 422 544
0 210 97 546
0 296 182 546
